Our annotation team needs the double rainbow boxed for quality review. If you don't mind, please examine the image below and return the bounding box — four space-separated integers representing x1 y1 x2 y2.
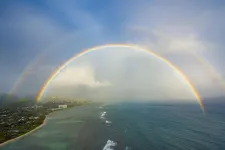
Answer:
36 44 205 112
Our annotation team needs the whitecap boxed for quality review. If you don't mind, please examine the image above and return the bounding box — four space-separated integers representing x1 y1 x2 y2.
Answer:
101 112 107 119
103 140 117 150
106 120 112 124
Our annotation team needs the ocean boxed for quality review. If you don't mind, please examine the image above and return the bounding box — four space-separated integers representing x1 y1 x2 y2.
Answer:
1 102 225 150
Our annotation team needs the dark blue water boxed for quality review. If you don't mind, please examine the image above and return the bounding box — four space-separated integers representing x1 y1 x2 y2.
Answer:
2 103 225 150
102 103 225 150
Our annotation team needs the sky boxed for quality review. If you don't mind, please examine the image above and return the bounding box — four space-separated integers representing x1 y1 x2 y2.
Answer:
0 0 225 101
45 47 196 102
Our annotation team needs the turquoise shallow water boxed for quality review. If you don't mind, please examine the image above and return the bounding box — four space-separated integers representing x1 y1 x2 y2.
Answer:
1 103 225 150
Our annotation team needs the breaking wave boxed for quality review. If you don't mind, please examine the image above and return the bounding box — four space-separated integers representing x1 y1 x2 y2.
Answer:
101 112 106 119
106 120 112 124
102 140 117 150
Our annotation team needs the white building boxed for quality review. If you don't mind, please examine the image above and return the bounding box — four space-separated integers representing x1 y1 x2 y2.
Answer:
58 105 67 109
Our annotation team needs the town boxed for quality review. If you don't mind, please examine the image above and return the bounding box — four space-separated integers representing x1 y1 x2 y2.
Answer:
0 97 91 144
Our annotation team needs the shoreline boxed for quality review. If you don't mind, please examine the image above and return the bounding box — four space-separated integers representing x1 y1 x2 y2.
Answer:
0 115 48 147
0 105 89 147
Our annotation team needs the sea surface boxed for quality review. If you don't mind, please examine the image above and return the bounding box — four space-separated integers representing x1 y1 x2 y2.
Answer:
1 102 225 150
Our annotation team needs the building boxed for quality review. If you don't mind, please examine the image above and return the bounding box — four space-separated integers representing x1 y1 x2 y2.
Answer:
58 105 67 109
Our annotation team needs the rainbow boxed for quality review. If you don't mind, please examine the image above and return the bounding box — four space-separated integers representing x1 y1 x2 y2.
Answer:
9 32 79 95
128 25 225 92
190 51 225 92
36 44 205 112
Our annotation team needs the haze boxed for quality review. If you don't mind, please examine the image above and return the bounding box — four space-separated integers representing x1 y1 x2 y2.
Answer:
43 47 196 103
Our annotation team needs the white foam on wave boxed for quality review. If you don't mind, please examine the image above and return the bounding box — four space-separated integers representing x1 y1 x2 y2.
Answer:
101 112 106 116
100 106 103 109
106 120 112 124
101 112 107 119
103 140 117 150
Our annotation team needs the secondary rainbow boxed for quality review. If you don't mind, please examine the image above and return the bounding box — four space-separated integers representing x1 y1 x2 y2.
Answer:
36 44 205 112
129 25 225 91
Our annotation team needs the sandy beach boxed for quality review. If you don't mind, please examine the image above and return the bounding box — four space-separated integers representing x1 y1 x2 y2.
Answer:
0 116 48 147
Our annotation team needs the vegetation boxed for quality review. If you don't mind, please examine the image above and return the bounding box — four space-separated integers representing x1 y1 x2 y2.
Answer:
0 94 91 144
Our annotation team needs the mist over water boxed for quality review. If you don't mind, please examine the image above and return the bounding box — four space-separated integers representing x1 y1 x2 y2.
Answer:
42 47 196 103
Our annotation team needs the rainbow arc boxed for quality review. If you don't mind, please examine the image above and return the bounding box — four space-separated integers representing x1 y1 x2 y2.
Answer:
35 44 205 112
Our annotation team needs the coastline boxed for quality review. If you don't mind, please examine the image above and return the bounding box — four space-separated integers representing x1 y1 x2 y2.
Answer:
0 104 89 147
0 116 48 147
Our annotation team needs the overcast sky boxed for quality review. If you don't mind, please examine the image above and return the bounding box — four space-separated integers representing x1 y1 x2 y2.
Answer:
0 0 225 101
